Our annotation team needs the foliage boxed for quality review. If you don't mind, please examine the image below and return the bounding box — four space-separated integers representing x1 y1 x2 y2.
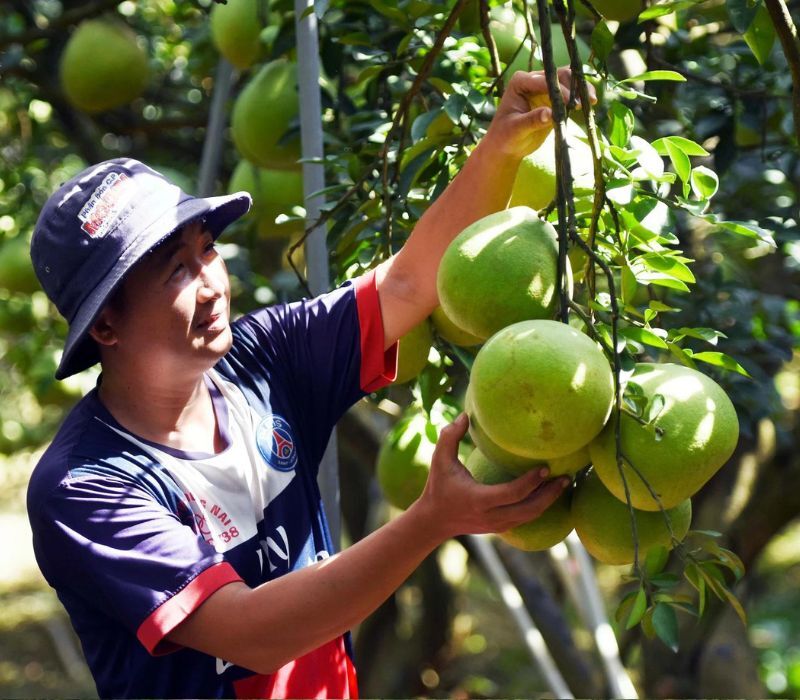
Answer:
1 0 799 694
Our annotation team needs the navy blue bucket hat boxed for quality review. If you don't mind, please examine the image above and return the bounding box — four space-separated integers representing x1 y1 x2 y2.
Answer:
31 158 252 380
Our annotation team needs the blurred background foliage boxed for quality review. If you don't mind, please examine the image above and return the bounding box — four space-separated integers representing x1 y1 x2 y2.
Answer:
0 0 799 697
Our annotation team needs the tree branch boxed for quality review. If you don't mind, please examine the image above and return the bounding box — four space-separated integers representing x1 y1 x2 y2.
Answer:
763 0 800 143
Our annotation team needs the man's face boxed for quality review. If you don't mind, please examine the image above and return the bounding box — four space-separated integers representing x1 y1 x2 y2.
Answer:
101 220 233 377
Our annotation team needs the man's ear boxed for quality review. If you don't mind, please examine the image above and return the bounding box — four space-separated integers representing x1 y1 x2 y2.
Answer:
88 308 118 347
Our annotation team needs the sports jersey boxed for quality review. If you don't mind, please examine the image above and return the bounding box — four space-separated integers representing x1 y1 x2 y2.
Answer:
27 270 398 699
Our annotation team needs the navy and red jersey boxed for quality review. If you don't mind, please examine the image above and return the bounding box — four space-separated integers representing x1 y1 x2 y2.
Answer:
27 271 397 699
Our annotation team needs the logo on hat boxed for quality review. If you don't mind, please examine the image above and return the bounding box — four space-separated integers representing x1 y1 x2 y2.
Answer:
77 172 136 238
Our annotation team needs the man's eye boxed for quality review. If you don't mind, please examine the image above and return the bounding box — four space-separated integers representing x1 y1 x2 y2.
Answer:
170 263 185 278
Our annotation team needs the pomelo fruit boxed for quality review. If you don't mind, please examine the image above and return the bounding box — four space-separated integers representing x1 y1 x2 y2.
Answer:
465 383 590 476
231 59 300 171
470 319 614 460
60 19 149 113
437 207 567 341
228 160 304 238
489 6 529 63
591 0 642 22
589 363 740 511
510 119 594 211
0 236 40 295
505 25 588 76
376 410 437 510
394 320 434 384
210 0 264 70
430 306 482 347
572 469 691 565
465 449 574 550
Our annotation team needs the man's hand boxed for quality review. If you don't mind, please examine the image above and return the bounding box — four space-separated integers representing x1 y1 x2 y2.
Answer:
411 413 570 541
483 68 597 160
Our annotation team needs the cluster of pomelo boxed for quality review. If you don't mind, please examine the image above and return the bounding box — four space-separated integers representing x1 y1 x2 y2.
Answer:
378 201 739 564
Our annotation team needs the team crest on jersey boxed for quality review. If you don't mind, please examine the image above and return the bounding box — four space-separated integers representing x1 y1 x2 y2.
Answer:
255 414 298 472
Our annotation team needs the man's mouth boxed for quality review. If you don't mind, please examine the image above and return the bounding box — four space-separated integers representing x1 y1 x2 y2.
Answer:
197 312 226 332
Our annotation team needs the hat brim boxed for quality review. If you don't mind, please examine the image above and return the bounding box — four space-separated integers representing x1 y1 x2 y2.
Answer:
55 191 252 380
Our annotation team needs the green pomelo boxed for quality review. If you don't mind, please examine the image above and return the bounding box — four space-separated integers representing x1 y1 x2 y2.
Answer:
572 469 691 565
505 27 589 76
431 306 482 347
60 20 149 113
589 363 740 511
231 59 301 171
228 161 304 238
465 449 573 551
489 6 529 63
210 0 264 70
394 320 434 384
470 320 614 460
466 382 593 476
376 411 436 510
510 120 594 212
437 207 567 341
0 236 40 295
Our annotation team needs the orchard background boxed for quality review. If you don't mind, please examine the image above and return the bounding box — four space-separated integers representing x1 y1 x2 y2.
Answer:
1 0 799 697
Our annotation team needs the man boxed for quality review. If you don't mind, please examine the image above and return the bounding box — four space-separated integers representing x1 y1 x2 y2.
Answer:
27 69 586 698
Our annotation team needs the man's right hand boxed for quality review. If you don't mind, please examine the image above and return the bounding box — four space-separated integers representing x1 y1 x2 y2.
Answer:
410 413 570 541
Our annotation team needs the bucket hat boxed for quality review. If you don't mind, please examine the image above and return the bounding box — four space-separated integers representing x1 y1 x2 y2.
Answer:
31 158 252 379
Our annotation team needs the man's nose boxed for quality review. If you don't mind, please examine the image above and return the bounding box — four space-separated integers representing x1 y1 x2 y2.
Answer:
196 260 225 301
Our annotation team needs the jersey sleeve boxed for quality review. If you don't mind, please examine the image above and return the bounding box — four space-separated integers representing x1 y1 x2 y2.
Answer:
226 269 397 433
31 467 242 656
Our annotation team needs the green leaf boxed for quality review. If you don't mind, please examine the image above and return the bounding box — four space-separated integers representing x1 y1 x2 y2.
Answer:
444 93 468 124
621 265 638 304
743 3 776 64
721 586 748 626
591 21 615 63
626 585 648 629
664 139 691 184
685 563 707 616
616 589 641 626
671 326 726 345
727 0 760 33
691 351 752 377
640 254 696 283
638 0 695 20
652 603 680 652
646 393 666 422
609 102 635 148
644 545 670 576
691 166 719 199
652 136 710 157
621 70 686 83
716 220 775 246
620 326 669 349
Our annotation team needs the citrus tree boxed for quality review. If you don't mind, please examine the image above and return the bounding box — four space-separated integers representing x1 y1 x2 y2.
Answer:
1 0 799 696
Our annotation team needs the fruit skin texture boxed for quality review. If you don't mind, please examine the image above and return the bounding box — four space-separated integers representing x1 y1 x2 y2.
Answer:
430 306 482 347
210 0 263 70
470 320 614 460
232 59 301 171
466 383 591 476
465 449 573 551
591 0 642 22
228 160 304 238
376 411 437 510
510 120 594 212
437 207 566 341
394 320 434 385
572 469 691 565
589 362 740 511
506 25 588 77
60 20 149 113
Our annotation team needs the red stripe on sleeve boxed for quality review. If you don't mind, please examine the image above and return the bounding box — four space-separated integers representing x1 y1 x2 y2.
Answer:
354 270 398 392
137 561 242 655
